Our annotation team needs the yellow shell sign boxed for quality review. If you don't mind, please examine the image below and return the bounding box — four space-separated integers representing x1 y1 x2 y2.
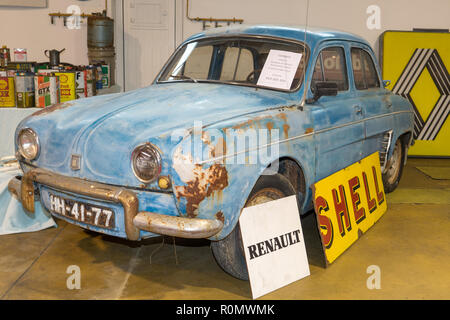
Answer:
380 30 450 156
312 152 387 265
0 79 7 90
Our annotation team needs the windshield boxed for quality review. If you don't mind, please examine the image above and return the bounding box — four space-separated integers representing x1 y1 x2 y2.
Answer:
157 36 308 91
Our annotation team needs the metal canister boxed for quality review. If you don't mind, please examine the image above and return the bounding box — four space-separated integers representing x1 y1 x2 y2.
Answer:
14 48 27 62
85 66 97 97
9 62 36 73
0 76 15 107
87 16 114 49
0 46 11 67
6 69 16 77
15 72 35 108
75 69 87 99
95 65 103 90
101 64 110 88
34 74 60 108
55 71 76 102
88 46 115 86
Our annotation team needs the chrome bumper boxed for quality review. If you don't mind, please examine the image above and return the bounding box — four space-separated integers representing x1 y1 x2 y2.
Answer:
8 168 223 241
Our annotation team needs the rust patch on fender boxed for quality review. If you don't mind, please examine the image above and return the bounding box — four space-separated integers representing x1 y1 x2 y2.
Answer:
231 115 274 130
175 164 229 218
276 113 290 138
211 136 227 160
266 121 274 134
215 211 224 224
276 112 288 122
31 102 73 116
283 124 290 139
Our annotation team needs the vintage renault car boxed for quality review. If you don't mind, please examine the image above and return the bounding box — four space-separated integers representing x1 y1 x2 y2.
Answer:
9 25 414 280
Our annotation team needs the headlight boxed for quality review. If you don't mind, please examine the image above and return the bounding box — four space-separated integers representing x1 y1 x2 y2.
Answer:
131 143 162 183
18 128 39 160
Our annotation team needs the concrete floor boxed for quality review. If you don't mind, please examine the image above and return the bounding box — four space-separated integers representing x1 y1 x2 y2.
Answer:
0 158 449 300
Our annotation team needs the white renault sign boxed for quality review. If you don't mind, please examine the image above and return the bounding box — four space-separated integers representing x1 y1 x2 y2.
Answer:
239 195 310 299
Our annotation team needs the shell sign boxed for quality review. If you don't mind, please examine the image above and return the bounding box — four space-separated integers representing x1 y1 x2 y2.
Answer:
380 30 450 156
312 152 387 265
0 77 15 107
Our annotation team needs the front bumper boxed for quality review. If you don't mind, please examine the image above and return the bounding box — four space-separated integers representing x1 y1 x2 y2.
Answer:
8 168 223 240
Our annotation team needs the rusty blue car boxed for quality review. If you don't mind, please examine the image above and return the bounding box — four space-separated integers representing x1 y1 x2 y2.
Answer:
9 25 414 280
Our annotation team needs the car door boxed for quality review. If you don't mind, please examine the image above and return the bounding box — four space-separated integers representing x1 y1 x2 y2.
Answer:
310 42 365 181
350 45 394 170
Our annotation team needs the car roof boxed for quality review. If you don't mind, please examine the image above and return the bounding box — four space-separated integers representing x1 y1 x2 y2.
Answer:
184 24 371 48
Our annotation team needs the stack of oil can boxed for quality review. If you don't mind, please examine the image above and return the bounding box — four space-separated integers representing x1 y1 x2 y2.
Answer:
0 45 111 108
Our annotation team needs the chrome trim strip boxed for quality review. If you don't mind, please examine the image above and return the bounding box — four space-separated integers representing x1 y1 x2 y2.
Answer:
380 130 393 173
197 110 413 165
20 168 140 240
133 211 223 239
12 168 222 240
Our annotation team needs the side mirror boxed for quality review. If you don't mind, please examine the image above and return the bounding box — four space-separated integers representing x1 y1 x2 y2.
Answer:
308 82 338 103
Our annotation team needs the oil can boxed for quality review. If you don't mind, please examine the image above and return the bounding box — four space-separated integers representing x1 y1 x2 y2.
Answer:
15 72 35 108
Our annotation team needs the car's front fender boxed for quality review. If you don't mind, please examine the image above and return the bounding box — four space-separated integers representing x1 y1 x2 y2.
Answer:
169 108 316 240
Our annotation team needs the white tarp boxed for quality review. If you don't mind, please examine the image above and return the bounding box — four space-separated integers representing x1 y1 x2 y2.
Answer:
0 163 56 235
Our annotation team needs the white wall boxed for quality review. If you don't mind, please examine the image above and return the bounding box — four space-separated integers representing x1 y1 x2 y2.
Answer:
1 0 448 87
181 0 450 58
0 0 113 66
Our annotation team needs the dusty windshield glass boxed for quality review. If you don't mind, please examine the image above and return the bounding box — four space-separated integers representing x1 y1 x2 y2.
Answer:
158 37 308 91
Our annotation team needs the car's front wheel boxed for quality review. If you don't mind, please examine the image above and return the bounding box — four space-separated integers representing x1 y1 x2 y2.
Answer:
211 174 297 280
382 138 406 193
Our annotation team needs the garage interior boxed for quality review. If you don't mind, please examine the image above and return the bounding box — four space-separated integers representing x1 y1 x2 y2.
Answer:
0 0 449 300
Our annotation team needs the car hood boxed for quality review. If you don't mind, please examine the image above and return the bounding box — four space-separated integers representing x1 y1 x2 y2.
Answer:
19 82 297 186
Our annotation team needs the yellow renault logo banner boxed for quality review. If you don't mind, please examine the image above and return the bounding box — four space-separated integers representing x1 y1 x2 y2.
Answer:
380 30 450 156
312 152 387 265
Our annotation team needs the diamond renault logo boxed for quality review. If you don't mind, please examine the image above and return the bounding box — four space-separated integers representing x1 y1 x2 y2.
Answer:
392 48 450 141
71 154 81 171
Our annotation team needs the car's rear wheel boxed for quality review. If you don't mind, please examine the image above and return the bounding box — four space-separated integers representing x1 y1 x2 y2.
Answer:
211 174 297 280
382 138 405 193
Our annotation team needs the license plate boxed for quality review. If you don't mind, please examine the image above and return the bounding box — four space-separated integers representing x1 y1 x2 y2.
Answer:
49 193 115 229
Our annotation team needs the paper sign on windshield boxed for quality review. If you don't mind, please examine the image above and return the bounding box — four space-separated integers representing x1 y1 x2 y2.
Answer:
257 50 302 90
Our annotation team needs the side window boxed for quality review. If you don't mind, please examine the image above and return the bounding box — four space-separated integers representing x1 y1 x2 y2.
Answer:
351 48 380 90
312 47 348 91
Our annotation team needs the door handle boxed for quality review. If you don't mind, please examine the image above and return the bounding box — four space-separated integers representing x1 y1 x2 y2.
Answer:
354 105 363 115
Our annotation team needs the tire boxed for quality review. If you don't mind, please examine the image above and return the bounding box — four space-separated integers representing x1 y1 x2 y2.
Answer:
211 173 297 280
382 138 405 193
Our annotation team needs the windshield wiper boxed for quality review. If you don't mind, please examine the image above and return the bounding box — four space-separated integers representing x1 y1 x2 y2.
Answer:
169 74 198 83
